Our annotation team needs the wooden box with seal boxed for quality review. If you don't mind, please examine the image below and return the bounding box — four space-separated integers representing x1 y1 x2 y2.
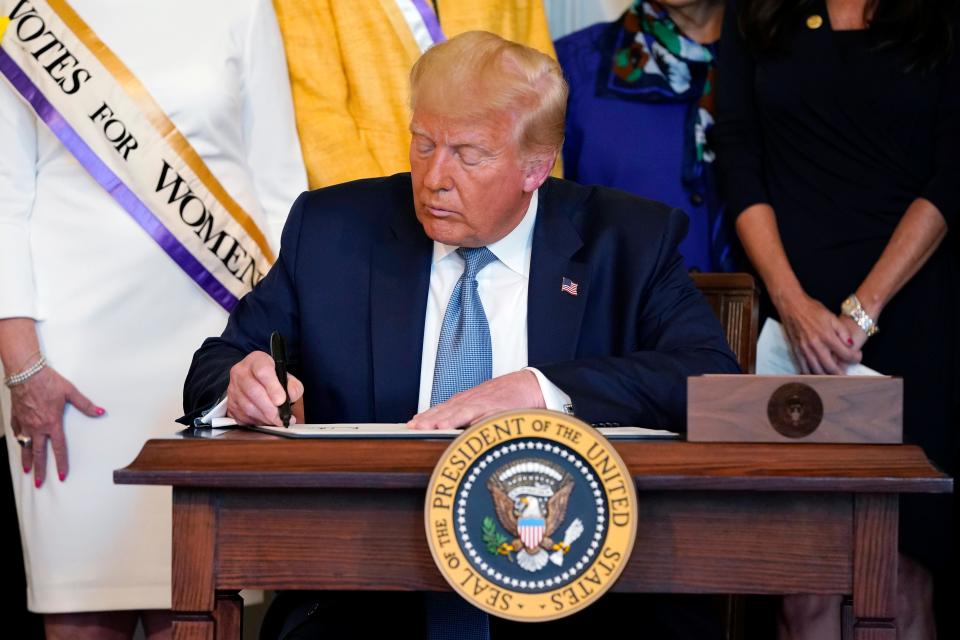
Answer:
686 375 902 443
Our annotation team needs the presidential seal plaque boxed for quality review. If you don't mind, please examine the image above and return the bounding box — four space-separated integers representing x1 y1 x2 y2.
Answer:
425 410 638 622
767 382 824 439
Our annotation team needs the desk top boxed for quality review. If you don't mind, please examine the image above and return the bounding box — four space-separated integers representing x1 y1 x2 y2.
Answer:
115 429 951 494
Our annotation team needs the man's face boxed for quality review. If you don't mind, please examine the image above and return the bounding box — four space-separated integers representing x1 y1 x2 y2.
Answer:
410 108 540 247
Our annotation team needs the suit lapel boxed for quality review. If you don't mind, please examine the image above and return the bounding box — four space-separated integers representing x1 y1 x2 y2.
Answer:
370 203 433 421
527 179 590 367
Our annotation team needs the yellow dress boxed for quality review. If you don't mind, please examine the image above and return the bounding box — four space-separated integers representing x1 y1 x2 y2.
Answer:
273 0 558 188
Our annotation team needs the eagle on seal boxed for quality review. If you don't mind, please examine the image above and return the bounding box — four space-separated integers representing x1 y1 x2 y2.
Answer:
486 458 579 572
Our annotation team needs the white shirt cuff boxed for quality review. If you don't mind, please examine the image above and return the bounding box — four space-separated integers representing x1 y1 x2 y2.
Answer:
524 367 574 415
199 396 229 425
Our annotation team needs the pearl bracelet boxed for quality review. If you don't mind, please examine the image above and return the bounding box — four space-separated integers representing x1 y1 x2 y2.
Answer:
4 355 47 388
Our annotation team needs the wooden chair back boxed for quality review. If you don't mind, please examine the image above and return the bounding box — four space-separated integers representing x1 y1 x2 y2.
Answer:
691 272 759 374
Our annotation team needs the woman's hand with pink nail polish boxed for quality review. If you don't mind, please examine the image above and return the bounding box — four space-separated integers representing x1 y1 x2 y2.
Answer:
9 366 104 488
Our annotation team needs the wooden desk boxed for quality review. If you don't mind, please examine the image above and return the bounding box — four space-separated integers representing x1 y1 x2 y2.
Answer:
115 430 951 640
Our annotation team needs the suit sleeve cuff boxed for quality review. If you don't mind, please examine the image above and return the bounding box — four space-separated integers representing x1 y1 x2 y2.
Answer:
524 367 574 415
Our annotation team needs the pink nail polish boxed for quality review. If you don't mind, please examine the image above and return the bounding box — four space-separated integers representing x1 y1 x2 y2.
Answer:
847 338 854 346
59 471 66 482
35 476 42 489
95 407 106 416
23 463 31 474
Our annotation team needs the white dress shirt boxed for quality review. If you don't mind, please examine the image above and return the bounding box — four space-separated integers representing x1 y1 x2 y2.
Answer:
417 190 572 413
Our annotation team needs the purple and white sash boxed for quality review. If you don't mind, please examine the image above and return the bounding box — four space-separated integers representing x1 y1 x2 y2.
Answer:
0 0 275 311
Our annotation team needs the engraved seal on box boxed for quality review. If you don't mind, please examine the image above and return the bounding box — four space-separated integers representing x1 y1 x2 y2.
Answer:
767 382 824 438
425 410 638 622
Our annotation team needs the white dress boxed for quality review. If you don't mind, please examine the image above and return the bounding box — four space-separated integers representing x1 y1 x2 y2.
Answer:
0 0 306 612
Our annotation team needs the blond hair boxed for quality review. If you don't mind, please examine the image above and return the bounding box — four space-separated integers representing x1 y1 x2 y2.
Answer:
409 31 567 160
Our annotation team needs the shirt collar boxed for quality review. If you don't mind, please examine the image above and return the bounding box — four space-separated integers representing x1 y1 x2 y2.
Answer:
431 190 538 277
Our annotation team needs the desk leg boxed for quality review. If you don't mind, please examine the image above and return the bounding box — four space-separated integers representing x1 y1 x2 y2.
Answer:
214 592 243 640
172 489 220 640
171 593 242 640
852 494 898 640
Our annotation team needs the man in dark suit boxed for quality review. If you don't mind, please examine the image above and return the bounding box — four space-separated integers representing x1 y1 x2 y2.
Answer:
181 30 736 431
182 171 736 427
181 30 737 639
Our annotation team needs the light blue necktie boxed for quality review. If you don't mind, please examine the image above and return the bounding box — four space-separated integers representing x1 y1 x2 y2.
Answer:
430 246 498 407
427 246 496 640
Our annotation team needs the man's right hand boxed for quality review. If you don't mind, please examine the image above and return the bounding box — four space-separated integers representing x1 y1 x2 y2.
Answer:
226 351 304 426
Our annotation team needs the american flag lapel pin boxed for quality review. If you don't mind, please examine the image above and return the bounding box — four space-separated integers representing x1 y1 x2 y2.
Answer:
561 276 579 296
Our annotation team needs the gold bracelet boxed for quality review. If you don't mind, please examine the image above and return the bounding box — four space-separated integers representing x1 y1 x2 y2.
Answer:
840 294 878 337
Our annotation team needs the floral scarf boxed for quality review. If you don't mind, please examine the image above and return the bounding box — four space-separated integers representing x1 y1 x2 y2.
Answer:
607 0 718 198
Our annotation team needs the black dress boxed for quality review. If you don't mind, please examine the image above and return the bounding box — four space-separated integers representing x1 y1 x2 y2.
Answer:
713 0 958 573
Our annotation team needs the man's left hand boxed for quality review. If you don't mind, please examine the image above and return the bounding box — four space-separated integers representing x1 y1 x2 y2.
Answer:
408 370 545 430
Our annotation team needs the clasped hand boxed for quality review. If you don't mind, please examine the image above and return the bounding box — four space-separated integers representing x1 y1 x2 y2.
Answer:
778 293 867 375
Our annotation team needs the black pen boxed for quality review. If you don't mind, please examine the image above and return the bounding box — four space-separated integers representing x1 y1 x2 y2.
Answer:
270 331 292 428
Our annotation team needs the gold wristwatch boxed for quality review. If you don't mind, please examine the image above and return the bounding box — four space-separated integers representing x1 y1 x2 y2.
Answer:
841 294 878 337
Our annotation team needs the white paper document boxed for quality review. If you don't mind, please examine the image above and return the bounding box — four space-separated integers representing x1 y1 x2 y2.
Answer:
756 318 882 376
233 423 678 440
